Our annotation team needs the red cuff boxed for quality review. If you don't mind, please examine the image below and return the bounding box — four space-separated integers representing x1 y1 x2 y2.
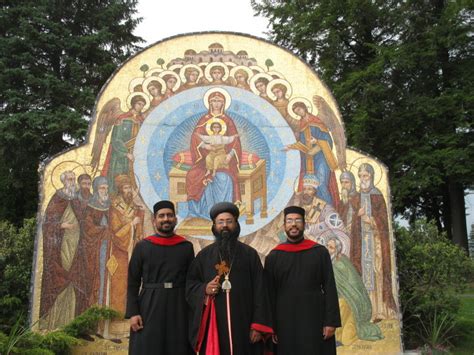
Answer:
251 323 274 334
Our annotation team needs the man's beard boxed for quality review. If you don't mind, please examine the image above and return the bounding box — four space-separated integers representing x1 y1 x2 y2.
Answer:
302 193 314 206
213 224 240 265
341 188 349 204
123 191 133 205
157 221 175 235
64 183 77 199
98 192 109 205
80 188 91 200
360 179 371 191
286 228 304 242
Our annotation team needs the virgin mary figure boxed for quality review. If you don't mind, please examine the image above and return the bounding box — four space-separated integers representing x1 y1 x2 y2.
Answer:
185 89 242 219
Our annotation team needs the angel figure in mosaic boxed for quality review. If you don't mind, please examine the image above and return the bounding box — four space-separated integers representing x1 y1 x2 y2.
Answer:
90 93 149 193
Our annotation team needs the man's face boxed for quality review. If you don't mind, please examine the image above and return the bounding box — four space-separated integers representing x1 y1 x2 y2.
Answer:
340 178 352 192
166 77 177 90
214 212 237 235
79 178 92 193
62 172 77 197
359 169 372 190
154 207 177 235
148 84 160 97
255 81 266 94
97 184 109 202
121 184 133 200
64 173 76 188
284 213 305 241
210 96 224 111
302 185 316 205
211 68 223 81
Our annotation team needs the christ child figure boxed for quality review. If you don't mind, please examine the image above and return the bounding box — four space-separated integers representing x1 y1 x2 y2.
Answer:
199 121 239 178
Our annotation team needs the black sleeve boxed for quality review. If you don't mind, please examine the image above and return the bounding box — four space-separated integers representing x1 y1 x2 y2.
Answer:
321 247 342 327
263 252 277 331
125 241 144 318
250 249 274 333
185 242 195 274
185 253 207 348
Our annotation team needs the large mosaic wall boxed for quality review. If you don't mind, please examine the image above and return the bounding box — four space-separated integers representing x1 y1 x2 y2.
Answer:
31 32 402 353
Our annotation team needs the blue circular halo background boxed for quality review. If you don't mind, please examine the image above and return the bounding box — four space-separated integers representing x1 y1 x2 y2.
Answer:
134 85 300 238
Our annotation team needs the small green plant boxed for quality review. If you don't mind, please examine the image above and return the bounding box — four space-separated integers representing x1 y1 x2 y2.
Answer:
417 311 457 351
62 305 120 338
0 306 120 354
2 317 32 354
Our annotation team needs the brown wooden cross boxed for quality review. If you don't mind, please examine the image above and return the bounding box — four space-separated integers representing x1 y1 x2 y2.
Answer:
215 260 230 276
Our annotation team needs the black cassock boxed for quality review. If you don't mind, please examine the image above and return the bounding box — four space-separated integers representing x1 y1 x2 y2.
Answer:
265 239 341 355
126 235 194 355
186 241 273 355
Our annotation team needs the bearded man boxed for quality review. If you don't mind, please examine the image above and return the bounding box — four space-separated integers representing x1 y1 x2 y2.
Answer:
337 171 359 240
186 202 273 355
80 176 111 310
108 175 144 314
265 206 341 354
40 170 83 329
353 163 397 321
127 200 194 355
299 175 348 247
76 174 92 207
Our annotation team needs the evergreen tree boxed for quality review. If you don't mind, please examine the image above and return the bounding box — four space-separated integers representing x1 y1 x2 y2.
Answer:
0 0 143 224
253 0 474 249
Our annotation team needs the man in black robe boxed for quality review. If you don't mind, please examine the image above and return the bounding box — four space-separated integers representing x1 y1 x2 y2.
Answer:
126 200 194 355
186 202 273 355
265 206 341 355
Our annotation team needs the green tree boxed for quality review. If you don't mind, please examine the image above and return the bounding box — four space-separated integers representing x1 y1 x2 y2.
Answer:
140 64 150 77
156 57 165 68
252 0 474 249
0 0 143 224
264 58 274 71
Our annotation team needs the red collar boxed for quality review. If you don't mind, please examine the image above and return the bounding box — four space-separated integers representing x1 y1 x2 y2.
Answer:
145 234 187 246
273 239 318 252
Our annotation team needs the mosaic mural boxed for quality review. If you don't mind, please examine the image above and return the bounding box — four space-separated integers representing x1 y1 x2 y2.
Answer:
31 32 402 353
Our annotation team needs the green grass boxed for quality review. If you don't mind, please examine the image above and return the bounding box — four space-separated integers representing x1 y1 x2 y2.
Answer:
450 284 474 355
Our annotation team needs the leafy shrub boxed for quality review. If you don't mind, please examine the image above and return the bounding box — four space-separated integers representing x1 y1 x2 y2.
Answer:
0 218 36 333
395 219 474 349
0 306 119 354
62 306 120 338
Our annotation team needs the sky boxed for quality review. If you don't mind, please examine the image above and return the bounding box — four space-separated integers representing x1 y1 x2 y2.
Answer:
134 0 269 46
133 0 473 234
